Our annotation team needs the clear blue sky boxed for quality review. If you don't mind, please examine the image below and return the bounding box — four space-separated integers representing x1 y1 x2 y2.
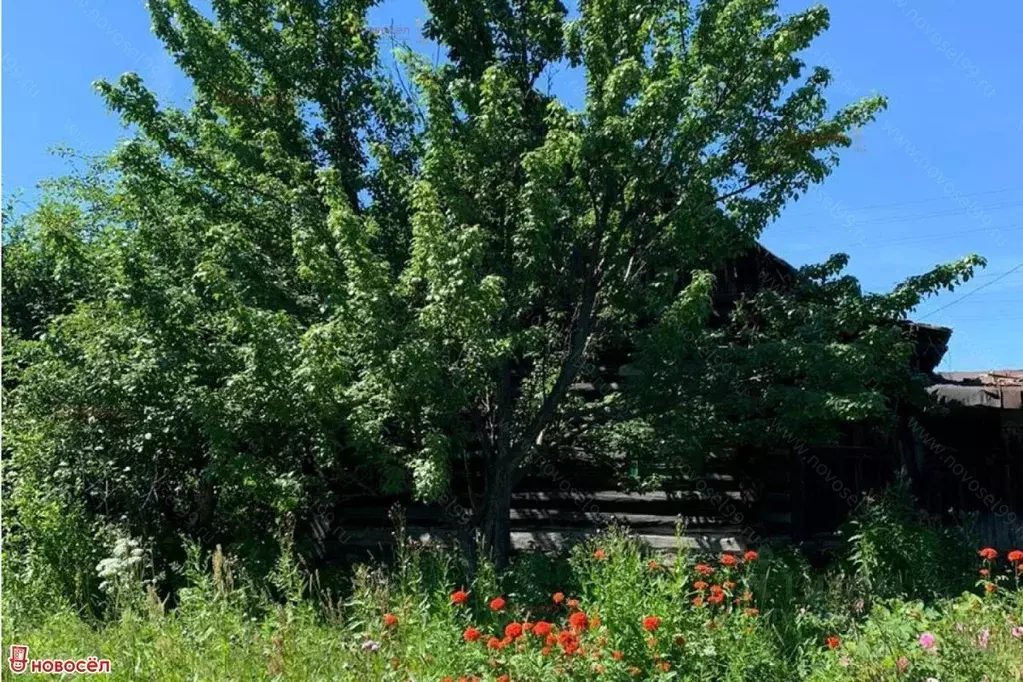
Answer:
4 1 1021 371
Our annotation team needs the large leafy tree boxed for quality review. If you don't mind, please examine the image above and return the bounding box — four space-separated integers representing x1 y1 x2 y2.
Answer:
3 0 982 586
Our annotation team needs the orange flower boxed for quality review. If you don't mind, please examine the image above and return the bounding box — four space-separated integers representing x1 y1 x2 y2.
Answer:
692 596 704 607
522 622 534 633
612 651 623 661
383 613 399 628
552 592 565 605
541 647 551 656
694 563 714 576
1009 550 1023 563
629 667 642 676
567 598 580 610
648 560 660 571
489 596 506 611
487 636 503 650
693 580 708 591
451 589 469 605
593 548 607 560
592 616 602 629
979 547 998 561
720 553 738 567
642 616 661 632
826 636 840 650
463 626 482 642
985 583 997 593
497 675 510 682
744 550 759 562
709 584 724 594
569 611 590 633
745 607 760 616
708 593 724 605
723 580 736 591
658 662 672 672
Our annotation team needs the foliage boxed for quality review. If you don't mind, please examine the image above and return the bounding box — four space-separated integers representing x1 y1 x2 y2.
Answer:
5 526 1023 681
1 0 988 606
842 478 977 603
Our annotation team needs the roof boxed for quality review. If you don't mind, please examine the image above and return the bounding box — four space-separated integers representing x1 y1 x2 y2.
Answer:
927 370 1023 410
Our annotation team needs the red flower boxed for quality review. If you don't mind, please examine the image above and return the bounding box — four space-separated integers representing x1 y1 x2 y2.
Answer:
694 563 714 576
693 580 708 591
489 596 506 611
707 593 724 605
569 611 590 633
541 647 551 656
1009 550 1023 563
522 622 534 633
497 676 510 682
383 613 399 628
744 550 759 562
451 589 469 605
692 596 704 607
612 651 623 661
545 633 558 647
979 547 998 561
826 636 840 650
558 631 581 655
504 622 524 639
593 548 607 560
532 621 552 637
709 584 724 595
487 636 503 650
552 592 565 604
642 616 661 632
463 626 482 642
658 662 672 672
720 553 738 567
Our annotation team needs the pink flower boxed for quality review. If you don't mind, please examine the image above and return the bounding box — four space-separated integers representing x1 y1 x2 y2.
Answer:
977 628 990 649
897 656 909 673
918 632 936 650
1012 626 1023 639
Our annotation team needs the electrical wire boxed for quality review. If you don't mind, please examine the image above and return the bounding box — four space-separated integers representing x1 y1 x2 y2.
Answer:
917 262 1023 320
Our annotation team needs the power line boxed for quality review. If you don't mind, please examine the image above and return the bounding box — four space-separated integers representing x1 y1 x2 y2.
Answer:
853 223 1023 248
789 185 1023 215
917 262 1023 320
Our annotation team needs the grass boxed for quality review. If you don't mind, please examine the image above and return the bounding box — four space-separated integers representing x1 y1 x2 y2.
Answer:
4 521 1023 681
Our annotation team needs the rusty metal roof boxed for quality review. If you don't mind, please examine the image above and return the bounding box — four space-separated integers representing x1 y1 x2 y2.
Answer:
927 370 1023 410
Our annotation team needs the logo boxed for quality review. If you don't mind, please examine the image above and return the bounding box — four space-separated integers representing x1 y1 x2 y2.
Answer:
8 645 28 674
6 645 111 675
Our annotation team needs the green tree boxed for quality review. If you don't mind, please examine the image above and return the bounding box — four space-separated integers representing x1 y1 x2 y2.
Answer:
3 0 983 586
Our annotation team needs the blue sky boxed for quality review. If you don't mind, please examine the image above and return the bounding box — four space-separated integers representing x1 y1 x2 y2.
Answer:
4 0 1021 370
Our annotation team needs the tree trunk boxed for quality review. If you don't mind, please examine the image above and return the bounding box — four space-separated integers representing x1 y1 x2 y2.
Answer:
479 455 515 570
